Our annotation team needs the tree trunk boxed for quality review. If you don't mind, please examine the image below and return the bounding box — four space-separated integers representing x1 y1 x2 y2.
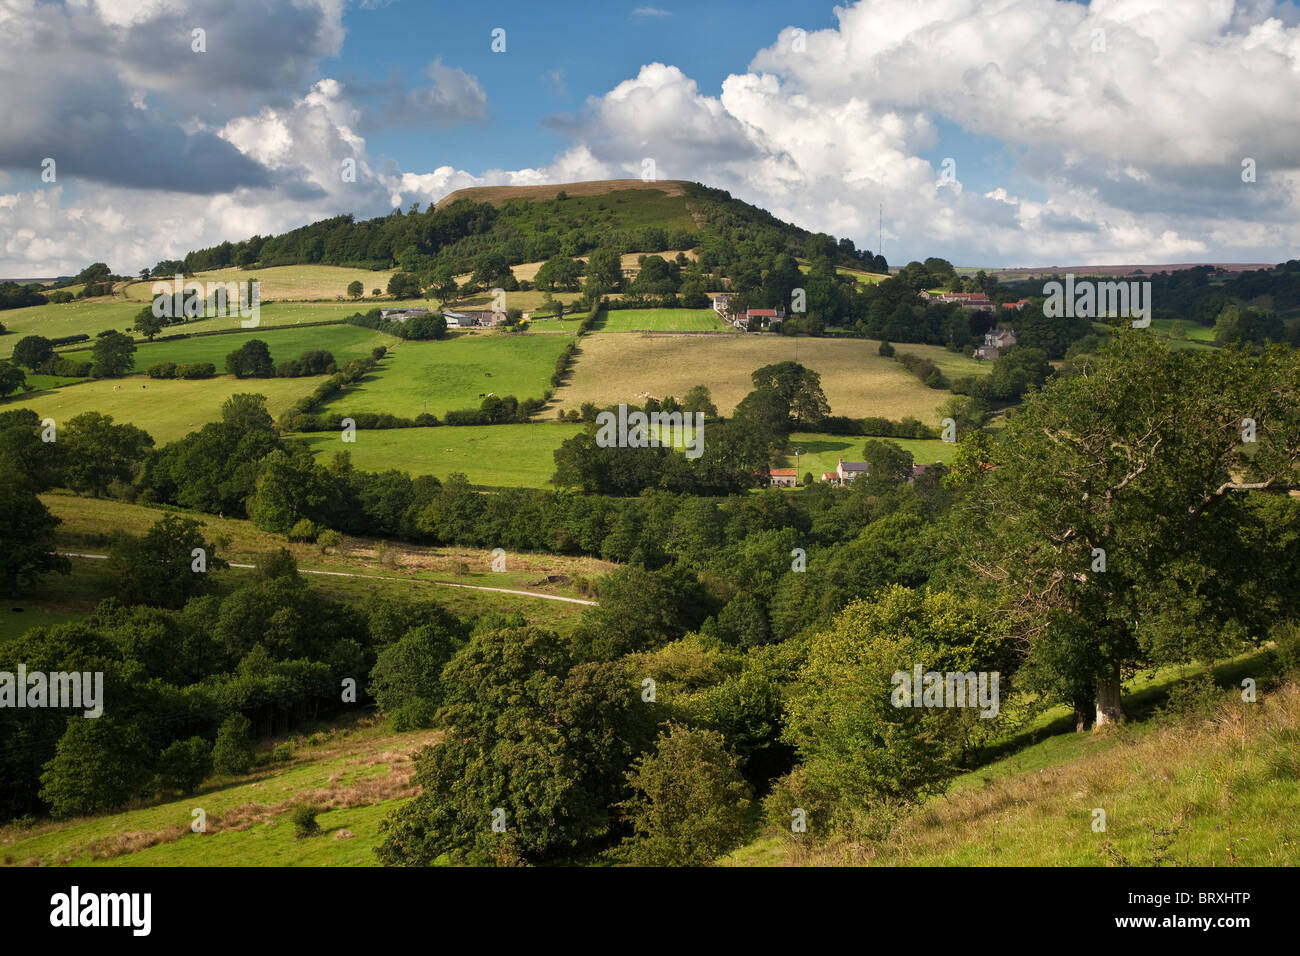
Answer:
1074 693 1095 732
1094 668 1124 727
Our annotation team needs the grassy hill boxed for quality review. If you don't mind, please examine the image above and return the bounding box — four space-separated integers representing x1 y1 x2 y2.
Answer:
726 660 1300 867
7 648 1294 868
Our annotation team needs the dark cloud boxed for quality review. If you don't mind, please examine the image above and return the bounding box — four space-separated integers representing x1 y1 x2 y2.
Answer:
344 60 489 132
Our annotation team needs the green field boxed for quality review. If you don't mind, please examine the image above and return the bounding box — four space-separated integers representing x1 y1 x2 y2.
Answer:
0 375 322 444
599 308 730 332
299 423 583 488
778 433 953 477
0 299 383 359
64 323 390 371
316 332 573 419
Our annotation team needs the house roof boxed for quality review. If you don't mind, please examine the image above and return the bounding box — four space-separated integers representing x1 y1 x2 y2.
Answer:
769 468 797 477
839 460 870 472
747 308 782 317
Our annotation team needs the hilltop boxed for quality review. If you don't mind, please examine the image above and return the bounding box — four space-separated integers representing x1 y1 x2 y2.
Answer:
433 178 691 208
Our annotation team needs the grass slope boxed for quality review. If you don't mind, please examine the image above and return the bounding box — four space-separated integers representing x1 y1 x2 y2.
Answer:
727 660 1300 867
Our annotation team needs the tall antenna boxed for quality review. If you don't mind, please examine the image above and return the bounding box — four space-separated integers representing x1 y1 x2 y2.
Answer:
879 202 883 262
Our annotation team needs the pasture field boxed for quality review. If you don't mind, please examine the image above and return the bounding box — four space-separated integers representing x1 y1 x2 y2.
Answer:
778 433 953 477
554 334 990 421
120 265 397 302
599 308 730 332
316 332 573 419
0 375 321 444
0 299 379 358
299 423 583 488
64 324 390 371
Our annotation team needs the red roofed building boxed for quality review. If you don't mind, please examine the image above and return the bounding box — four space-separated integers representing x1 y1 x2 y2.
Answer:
768 467 798 488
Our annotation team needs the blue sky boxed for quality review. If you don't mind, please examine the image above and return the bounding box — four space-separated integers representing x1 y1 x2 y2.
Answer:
341 2 845 177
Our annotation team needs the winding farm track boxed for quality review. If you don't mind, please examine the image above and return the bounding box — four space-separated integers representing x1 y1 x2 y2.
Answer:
55 552 598 606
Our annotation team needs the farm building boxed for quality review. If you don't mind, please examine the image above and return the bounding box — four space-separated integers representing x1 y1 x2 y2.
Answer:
975 327 1017 361
768 468 799 488
735 307 785 331
836 458 870 482
380 307 429 322
443 309 506 328
919 291 994 309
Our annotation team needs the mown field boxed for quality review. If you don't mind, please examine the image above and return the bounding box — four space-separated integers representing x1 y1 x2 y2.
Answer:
298 423 583 488
554 334 989 421
63 324 391 371
0 375 321 444
599 308 730 332
120 265 397 303
316 332 573 419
